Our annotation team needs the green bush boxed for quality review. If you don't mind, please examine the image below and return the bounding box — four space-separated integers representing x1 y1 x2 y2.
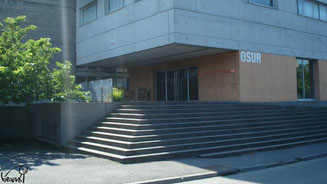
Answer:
113 88 124 102
0 16 90 104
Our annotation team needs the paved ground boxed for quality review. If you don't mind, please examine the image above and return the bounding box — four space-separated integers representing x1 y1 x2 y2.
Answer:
0 141 327 184
180 157 327 184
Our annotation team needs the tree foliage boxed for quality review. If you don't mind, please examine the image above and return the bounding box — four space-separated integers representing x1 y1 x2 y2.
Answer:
0 16 90 104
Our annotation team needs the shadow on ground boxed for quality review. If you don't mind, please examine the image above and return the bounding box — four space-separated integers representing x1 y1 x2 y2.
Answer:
0 140 88 171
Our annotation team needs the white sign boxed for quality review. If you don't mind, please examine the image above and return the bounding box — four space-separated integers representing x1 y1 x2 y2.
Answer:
240 51 262 64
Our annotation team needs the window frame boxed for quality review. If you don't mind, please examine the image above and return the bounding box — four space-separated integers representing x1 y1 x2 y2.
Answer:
248 0 274 8
297 0 327 22
80 1 97 25
106 0 125 14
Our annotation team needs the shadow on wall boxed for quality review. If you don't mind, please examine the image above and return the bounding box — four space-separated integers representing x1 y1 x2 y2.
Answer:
0 140 88 171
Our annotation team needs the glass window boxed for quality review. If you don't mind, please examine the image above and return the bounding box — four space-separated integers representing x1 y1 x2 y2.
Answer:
320 4 327 21
299 0 313 17
313 3 319 19
249 0 273 7
297 59 315 99
108 0 124 13
298 0 327 21
82 1 97 24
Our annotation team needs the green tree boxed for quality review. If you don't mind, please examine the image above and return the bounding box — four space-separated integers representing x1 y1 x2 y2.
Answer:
0 16 90 104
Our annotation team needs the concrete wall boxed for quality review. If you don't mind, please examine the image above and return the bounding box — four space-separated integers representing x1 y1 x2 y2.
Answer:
76 0 174 65
59 102 120 145
0 103 120 146
239 52 297 102
316 60 327 100
0 0 76 70
130 51 240 101
173 0 327 60
77 0 327 66
0 106 31 141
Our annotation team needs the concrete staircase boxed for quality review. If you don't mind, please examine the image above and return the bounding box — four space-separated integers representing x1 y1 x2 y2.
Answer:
66 102 327 164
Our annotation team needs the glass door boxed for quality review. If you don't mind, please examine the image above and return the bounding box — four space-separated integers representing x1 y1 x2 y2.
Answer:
156 71 166 101
189 67 199 101
156 67 198 101
167 70 175 101
175 69 188 101
297 59 315 99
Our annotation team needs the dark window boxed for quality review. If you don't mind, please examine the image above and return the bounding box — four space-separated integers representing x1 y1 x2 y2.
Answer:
249 0 273 7
81 1 97 24
108 0 124 13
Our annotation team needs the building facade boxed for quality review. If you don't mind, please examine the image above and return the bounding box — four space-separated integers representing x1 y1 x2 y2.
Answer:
2 0 327 102
76 0 327 102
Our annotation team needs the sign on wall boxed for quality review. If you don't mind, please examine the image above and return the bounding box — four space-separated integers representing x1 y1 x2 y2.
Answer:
240 51 262 64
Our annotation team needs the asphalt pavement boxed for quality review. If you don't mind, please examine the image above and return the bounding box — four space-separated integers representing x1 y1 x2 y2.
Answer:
0 141 326 184
180 156 327 184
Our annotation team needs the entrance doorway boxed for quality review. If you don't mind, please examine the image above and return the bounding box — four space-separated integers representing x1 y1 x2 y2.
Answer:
156 67 199 101
296 59 315 100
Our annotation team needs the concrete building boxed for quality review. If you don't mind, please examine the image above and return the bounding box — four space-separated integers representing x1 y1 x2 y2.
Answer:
2 0 327 102
76 0 327 102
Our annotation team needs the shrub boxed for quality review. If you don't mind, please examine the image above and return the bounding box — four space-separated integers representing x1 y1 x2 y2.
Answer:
113 88 124 102
0 16 90 104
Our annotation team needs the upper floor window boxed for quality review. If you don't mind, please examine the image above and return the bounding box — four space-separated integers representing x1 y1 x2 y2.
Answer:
81 1 97 24
108 0 124 13
319 3 327 21
298 0 327 21
249 0 273 7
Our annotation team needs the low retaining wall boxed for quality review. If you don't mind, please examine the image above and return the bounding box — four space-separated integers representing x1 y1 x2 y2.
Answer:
0 102 121 146
0 106 31 140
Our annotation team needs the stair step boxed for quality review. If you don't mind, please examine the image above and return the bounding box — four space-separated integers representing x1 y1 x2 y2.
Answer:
118 104 278 109
67 102 327 163
110 108 325 118
65 145 125 162
72 130 327 156
84 121 327 141
100 116 327 130
70 135 327 164
92 120 327 136
106 112 327 123
76 125 327 149
114 106 324 114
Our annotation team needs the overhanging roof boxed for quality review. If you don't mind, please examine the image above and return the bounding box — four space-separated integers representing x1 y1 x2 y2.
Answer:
80 44 230 68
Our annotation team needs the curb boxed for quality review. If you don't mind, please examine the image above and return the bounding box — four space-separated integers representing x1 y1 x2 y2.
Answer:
129 151 327 184
129 171 217 184
239 152 327 173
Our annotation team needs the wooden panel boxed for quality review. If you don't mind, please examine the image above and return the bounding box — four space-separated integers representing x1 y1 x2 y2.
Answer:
197 52 240 101
239 52 297 102
129 51 240 101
